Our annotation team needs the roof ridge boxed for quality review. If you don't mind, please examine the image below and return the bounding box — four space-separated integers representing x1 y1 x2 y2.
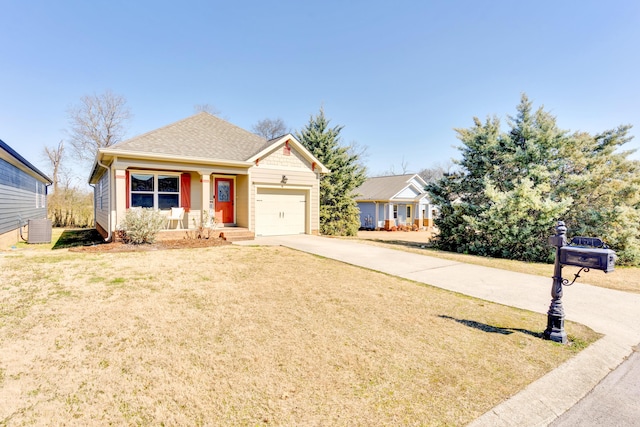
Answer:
113 112 259 150
367 173 417 179
101 112 273 163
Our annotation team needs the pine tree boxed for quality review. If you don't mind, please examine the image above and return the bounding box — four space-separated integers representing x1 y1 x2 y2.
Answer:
296 108 366 236
428 94 640 265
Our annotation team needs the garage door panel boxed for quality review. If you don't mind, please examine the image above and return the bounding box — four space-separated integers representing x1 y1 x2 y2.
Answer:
256 189 307 236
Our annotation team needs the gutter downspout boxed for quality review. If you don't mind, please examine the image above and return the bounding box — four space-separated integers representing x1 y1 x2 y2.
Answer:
95 158 113 242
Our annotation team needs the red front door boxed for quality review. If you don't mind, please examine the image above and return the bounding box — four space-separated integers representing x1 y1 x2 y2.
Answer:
215 178 234 223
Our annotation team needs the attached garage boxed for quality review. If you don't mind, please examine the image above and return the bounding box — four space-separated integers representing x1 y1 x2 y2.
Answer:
255 188 307 236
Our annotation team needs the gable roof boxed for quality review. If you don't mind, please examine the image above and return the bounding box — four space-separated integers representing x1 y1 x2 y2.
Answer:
354 174 427 201
103 112 271 161
248 134 330 173
89 112 329 182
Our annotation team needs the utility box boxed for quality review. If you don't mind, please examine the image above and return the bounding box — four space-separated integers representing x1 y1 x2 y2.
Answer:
28 219 52 244
559 246 616 273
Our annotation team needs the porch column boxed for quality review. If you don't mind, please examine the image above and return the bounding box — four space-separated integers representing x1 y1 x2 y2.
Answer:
385 203 394 230
114 168 127 229
200 173 211 227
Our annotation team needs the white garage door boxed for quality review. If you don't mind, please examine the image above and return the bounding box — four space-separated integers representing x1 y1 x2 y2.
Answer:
255 188 307 236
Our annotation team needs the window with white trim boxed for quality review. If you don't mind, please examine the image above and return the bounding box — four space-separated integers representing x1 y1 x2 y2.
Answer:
406 205 411 220
35 182 40 208
35 182 46 208
130 173 180 209
98 181 103 210
393 205 398 219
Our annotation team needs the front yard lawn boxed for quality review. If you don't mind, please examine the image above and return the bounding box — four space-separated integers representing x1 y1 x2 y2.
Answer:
0 245 599 426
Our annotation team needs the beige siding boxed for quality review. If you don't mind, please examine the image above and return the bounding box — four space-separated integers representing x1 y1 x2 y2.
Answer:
184 172 202 228
100 149 322 234
236 175 249 228
250 166 320 234
190 172 203 212
260 144 311 169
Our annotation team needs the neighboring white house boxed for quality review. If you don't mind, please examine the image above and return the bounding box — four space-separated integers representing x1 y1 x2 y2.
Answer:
353 174 435 230
0 139 52 247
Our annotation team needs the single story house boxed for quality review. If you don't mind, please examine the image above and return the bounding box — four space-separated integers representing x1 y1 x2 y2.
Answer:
88 112 329 240
353 173 435 230
0 138 52 247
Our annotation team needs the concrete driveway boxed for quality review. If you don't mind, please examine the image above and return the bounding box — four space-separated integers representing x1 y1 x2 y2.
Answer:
236 235 640 426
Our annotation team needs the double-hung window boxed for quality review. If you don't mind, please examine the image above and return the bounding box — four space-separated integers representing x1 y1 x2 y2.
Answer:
130 173 180 209
157 175 179 209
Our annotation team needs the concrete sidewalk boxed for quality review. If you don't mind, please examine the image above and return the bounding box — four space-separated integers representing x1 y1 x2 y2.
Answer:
236 235 640 426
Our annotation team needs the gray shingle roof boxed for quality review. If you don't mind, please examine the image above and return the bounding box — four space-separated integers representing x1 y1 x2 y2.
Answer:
106 112 270 161
354 174 424 201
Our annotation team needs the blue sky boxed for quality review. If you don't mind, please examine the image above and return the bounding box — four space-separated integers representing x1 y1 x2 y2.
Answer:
2 0 639 182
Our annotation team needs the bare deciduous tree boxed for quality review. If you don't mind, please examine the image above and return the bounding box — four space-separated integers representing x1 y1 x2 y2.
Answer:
347 140 369 174
418 160 455 183
252 118 288 140
378 156 410 176
194 103 221 115
42 140 94 227
67 90 132 163
43 140 64 194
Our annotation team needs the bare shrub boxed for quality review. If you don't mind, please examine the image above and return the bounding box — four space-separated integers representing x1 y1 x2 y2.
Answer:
118 209 166 244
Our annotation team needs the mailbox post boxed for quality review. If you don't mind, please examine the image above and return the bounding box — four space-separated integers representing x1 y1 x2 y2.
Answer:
543 221 616 343
545 221 568 343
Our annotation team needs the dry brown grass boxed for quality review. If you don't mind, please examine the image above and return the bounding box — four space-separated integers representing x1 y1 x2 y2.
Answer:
1 245 599 426
355 231 640 294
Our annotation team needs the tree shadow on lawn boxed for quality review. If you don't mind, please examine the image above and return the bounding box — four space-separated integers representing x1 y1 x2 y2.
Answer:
367 238 436 250
52 229 105 250
438 315 542 338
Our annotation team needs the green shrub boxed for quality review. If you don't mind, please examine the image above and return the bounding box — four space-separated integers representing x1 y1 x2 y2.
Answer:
118 209 166 244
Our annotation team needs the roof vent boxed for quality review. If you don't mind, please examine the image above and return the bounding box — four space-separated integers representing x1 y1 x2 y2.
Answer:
28 219 52 244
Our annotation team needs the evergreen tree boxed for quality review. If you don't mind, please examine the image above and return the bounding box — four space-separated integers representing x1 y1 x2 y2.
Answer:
428 94 640 265
296 108 366 236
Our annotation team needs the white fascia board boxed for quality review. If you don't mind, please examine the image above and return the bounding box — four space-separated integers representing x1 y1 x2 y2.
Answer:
98 148 253 168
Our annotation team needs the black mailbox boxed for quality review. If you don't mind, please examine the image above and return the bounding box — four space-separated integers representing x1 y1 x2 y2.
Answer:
545 222 617 344
559 246 616 273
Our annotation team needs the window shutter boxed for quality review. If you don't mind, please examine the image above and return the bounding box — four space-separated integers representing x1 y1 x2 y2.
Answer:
125 170 130 209
181 173 191 212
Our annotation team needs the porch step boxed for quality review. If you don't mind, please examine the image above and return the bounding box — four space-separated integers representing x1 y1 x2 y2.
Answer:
218 228 255 242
